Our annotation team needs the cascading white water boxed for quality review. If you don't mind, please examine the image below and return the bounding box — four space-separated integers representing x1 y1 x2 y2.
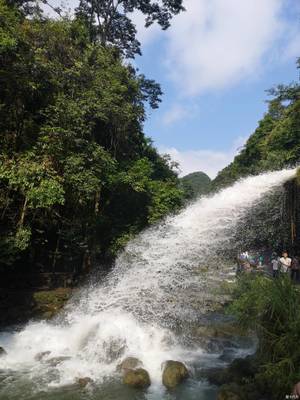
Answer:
0 168 296 395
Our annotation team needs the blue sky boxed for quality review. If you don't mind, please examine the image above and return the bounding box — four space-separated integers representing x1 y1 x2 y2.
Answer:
132 0 300 177
47 0 300 178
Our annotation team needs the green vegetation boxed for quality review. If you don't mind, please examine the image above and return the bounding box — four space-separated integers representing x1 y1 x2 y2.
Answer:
0 287 73 325
212 61 300 399
0 0 185 274
75 0 184 58
229 274 300 399
212 66 300 189
180 171 211 200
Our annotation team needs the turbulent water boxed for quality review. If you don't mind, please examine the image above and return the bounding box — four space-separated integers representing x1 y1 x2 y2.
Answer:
0 168 296 400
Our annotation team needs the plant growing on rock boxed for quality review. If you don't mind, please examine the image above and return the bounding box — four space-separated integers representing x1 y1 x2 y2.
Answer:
229 274 300 399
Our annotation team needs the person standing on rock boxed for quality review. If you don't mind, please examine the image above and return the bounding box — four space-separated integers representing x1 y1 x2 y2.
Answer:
290 256 299 282
279 251 292 273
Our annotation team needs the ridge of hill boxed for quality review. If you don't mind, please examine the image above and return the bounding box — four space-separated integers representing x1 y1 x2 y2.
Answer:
180 171 211 199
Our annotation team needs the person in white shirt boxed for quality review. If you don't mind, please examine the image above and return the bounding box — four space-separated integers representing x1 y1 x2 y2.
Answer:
279 251 292 273
271 256 280 278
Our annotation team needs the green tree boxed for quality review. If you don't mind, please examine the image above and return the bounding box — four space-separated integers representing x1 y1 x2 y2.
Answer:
212 65 300 191
0 2 184 274
76 0 184 57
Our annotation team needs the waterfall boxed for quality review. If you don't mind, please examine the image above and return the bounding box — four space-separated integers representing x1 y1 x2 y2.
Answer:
0 168 296 395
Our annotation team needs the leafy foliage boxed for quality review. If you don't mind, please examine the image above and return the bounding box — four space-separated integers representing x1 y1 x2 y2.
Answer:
229 274 300 399
0 0 184 273
212 69 300 190
76 0 184 57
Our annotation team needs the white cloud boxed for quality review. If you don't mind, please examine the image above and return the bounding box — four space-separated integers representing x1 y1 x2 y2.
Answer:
162 103 194 125
160 136 247 178
162 0 288 96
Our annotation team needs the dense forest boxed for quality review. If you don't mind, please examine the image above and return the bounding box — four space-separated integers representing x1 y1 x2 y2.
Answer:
0 0 186 278
212 63 300 189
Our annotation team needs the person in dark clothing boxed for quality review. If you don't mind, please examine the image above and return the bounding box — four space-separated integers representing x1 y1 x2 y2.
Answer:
291 256 299 282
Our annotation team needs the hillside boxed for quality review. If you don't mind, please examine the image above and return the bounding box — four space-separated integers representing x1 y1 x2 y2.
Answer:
180 171 211 199
212 63 300 190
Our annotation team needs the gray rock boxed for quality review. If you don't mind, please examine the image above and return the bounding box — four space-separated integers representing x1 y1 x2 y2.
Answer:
34 351 51 361
117 357 143 372
46 356 71 366
76 377 93 387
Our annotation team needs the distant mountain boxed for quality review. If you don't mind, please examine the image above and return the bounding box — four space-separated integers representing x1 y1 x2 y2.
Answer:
180 171 211 199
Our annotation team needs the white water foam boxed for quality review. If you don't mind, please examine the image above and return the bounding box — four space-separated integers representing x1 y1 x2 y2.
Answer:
0 168 296 392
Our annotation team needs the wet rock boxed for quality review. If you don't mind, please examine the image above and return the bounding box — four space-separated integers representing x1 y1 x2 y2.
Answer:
229 356 257 381
217 384 242 400
34 351 51 361
162 360 189 388
201 367 231 386
46 356 71 366
205 339 227 353
203 356 257 386
0 347 6 356
117 357 143 372
194 322 247 340
123 368 151 388
76 377 93 387
194 325 218 338
216 382 262 400
219 349 237 363
103 339 126 363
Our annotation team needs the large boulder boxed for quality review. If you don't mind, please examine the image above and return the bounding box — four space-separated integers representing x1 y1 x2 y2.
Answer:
117 357 143 372
123 368 151 388
162 360 189 388
0 347 6 356
194 322 248 340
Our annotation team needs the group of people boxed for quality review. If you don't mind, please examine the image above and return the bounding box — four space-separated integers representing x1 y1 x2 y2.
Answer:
237 250 300 281
271 251 299 280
